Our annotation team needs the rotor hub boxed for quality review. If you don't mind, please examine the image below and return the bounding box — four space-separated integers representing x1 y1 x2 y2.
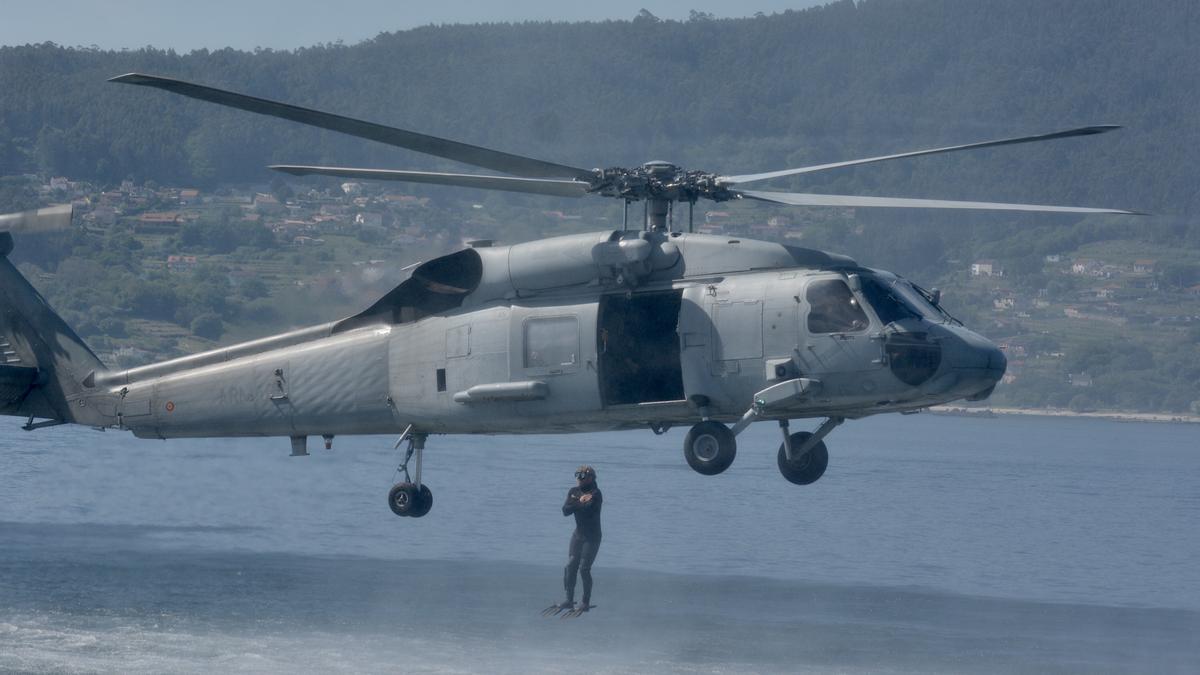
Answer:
588 163 737 203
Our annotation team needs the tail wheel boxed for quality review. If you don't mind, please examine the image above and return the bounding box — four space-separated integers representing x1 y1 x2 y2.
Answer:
777 432 829 485
683 420 737 475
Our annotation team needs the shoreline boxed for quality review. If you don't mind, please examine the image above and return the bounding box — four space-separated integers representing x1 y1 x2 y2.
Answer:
929 405 1200 424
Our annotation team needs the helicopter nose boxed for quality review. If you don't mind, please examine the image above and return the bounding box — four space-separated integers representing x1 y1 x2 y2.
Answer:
951 331 1006 400
985 343 1007 381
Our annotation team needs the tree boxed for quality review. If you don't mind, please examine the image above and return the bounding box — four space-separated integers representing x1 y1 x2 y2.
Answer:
190 313 225 340
270 177 294 204
239 277 269 300
124 283 180 321
1159 263 1200 290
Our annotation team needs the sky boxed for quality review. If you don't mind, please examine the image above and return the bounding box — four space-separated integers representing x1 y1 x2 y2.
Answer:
1 0 829 51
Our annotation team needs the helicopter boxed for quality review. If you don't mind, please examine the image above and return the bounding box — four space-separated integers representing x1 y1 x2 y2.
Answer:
0 73 1139 518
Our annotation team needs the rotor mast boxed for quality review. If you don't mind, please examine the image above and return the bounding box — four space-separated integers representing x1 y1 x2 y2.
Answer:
642 161 676 231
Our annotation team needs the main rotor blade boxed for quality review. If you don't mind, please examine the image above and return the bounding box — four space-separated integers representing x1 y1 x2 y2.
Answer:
109 73 595 181
721 125 1121 185
0 204 73 233
737 190 1143 215
270 165 591 198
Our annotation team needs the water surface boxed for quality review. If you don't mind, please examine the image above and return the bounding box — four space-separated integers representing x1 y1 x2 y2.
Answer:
2 414 1197 672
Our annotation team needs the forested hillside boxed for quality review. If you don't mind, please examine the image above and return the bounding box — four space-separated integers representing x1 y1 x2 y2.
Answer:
1 0 1198 414
2 0 1197 210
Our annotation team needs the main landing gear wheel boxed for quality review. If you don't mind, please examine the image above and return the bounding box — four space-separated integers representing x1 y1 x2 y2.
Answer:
683 420 737 475
389 429 433 517
388 482 433 517
777 432 829 485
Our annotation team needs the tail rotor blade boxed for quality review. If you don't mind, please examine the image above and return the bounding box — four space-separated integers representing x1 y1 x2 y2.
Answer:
736 190 1143 215
721 125 1122 185
0 205 74 233
270 165 591 198
110 73 594 181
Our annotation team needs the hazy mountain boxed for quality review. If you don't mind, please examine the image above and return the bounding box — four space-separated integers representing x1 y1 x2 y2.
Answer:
1 0 1196 217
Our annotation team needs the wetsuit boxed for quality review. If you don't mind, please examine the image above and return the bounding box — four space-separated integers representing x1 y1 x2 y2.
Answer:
562 484 602 606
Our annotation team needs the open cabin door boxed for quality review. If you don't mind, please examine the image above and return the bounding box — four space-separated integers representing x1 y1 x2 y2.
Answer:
597 290 685 406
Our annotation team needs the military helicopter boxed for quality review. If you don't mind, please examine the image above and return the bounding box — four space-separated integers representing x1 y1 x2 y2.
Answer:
0 73 1138 518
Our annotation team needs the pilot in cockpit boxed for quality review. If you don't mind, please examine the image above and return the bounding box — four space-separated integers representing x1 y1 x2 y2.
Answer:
808 280 869 334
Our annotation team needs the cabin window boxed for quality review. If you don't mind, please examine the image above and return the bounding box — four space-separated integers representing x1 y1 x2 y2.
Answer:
806 279 869 333
436 368 447 392
525 317 579 368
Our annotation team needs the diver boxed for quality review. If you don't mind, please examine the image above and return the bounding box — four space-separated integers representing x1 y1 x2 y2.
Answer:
547 465 603 617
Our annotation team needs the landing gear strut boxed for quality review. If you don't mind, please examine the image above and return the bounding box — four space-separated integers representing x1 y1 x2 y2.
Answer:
681 398 844 486
389 429 433 517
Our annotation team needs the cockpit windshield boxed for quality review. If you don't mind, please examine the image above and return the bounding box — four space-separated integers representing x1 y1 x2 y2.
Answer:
859 274 946 324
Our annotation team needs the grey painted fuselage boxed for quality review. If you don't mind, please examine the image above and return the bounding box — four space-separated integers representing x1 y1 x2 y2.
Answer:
41 230 1004 442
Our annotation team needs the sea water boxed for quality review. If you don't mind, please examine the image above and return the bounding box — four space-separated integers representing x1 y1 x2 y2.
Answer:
1 414 1197 673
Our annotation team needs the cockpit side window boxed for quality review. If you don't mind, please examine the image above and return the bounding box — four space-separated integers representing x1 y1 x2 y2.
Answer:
806 278 870 334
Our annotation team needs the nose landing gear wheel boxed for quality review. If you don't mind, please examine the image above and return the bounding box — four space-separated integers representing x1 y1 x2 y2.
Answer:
388 482 433 517
683 420 737 475
777 432 829 485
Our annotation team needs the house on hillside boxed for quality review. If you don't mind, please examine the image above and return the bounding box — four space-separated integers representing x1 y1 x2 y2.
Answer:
214 194 253 206
254 193 285 215
971 260 1003 277
355 212 384 228
998 342 1027 358
84 206 117 226
139 212 181 225
98 190 125 207
166 255 198 271
1071 258 1103 276
1132 259 1156 274
1068 372 1093 388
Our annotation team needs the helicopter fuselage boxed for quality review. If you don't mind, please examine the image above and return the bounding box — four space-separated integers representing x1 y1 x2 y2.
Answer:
72 230 1004 442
